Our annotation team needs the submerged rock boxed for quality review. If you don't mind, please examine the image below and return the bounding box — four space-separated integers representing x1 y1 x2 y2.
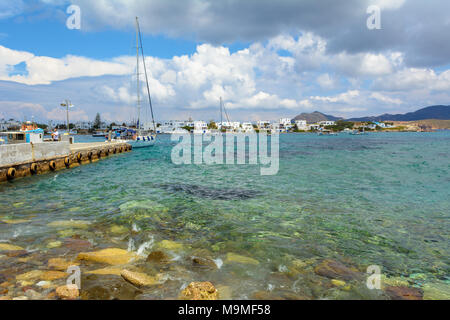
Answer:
48 258 79 271
120 269 160 287
423 282 450 300
314 259 361 281
16 270 43 282
110 225 129 235
157 183 261 200
56 285 79 300
48 220 91 229
5 250 29 258
192 257 218 269
157 240 183 251
24 289 41 300
0 244 24 251
385 286 423 300
119 200 169 222
77 248 136 265
146 251 171 264
46 241 62 249
180 282 218 300
80 274 142 300
331 279 346 287
36 281 53 289
64 238 93 251
86 266 123 276
225 253 259 265
381 275 409 288
1 219 31 224
216 285 232 300
41 271 67 281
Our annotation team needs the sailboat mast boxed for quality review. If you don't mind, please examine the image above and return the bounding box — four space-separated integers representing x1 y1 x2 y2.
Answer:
136 17 157 133
136 18 141 135
220 97 223 128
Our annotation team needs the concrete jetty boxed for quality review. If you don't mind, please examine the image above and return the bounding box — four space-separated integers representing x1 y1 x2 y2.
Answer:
0 141 132 182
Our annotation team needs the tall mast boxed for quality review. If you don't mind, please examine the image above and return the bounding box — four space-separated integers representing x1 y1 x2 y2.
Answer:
135 18 141 135
136 17 157 133
220 97 223 128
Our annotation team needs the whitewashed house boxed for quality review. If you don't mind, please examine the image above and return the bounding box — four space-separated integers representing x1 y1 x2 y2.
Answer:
319 120 336 126
241 122 254 133
193 121 210 134
295 120 308 131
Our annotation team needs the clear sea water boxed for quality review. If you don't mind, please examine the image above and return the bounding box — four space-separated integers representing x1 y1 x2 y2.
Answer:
0 132 449 299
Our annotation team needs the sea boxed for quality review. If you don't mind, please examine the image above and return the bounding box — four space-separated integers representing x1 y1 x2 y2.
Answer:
0 131 448 299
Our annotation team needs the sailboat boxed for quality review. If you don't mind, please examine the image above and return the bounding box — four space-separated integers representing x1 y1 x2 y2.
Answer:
125 17 157 148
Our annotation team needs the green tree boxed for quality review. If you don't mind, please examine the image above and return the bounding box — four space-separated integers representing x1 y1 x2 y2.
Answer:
181 126 194 132
93 113 101 129
208 121 217 129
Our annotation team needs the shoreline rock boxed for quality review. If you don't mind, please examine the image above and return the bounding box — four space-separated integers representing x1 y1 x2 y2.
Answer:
120 269 160 287
385 286 423 300
0 244 24 251
225 253 259 265
56 285 79 300
180 282 218 300
77 248 136 265
314 259 361 281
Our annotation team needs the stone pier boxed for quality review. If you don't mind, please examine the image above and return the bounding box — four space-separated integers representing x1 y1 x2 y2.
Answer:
0 141 132 183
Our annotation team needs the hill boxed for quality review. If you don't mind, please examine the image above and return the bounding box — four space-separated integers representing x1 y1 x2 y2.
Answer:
293 111 343 123
347 105 450 122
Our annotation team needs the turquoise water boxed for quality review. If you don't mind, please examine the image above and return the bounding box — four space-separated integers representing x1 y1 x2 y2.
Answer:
0 132 449 299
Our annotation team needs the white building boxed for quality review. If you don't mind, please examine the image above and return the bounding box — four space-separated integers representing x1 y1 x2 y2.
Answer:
279 118 292 126
193 121 210 134
319 121 336 126
295 120 308 131
257 120 271 129
218 121 240 132
241 122 254 133
74 121 92 130
156 120 189 133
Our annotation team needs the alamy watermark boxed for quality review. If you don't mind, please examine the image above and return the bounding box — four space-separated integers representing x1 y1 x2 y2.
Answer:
66 265 81 289
366 265 382 290
367 5 381 30
170 132 279 176
66 5 81 30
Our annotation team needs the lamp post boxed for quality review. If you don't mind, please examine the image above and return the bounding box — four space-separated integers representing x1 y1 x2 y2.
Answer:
60 100 74 133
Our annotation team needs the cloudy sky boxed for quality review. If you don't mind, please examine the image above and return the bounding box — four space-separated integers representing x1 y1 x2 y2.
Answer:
0 0 449 123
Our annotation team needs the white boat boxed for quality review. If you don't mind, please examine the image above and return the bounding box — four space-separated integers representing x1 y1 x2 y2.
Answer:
128 134 156 148
123 17 157 148
92 131 106 137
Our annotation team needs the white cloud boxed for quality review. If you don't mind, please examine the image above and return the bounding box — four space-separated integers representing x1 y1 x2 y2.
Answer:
0 101 89 121
372 0 406 10
333 52 395 77
317 73 336 89
0 47 133 85
372 67 450 92
311 90 360 104
0 0 24 20
370 92 403 105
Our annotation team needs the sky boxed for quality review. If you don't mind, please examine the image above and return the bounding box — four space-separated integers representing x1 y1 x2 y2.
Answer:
0 0 450 123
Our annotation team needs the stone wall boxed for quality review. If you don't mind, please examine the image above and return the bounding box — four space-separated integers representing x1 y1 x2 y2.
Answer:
0 142 70 167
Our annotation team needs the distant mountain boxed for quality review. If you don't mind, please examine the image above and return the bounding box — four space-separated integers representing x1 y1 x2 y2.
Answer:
293 111 343 123
347 105 450 122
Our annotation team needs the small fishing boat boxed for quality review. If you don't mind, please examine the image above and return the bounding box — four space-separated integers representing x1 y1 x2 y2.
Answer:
318 130 338 136
1 121 44 144
92 131 106 137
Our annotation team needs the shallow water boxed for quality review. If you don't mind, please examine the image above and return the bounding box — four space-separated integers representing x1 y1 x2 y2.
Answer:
0 132 449 299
